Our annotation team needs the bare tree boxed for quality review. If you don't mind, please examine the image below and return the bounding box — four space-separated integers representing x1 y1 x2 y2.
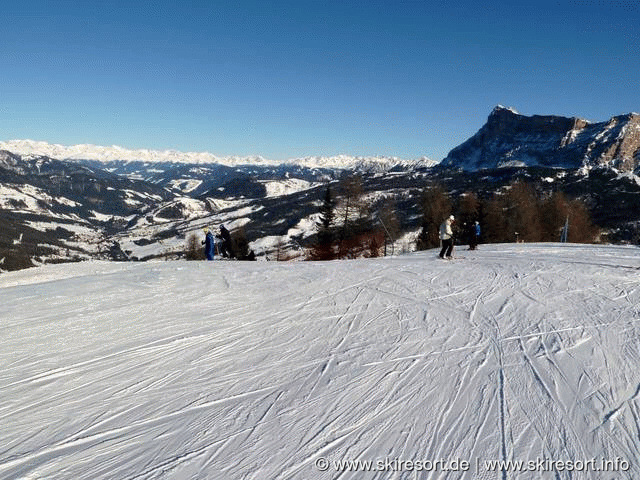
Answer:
502 181 542 242
335 174 370 257
378 197 400 256
185 233 204 260
416 184 451 250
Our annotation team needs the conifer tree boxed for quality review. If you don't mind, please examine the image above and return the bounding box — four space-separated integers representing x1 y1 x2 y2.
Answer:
317 185 335 237
310 185 337 260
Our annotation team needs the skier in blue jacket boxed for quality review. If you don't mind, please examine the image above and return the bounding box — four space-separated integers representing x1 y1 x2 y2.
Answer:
203 227 215 260
469 221 481 250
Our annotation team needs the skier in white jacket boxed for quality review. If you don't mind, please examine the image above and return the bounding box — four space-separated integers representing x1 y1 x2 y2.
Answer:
439 215 455 259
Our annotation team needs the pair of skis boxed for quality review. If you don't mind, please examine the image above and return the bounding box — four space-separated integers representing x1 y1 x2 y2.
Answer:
439 255 465 260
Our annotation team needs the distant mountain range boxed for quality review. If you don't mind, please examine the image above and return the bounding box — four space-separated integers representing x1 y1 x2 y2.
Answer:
0 139 436 171
442 106 640 172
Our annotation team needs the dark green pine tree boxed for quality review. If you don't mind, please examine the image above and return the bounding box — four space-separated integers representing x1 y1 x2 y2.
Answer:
311 185 336 260
318 185 334 231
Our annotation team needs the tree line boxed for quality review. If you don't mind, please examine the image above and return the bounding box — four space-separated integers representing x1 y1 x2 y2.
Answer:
184 175 600 262
311 177 600 260
416 180 599 249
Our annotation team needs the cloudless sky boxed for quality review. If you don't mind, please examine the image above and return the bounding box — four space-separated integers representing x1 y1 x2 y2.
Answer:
1 0 638 160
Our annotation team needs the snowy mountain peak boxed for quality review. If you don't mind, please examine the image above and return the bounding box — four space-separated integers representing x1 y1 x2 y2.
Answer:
442 107 640 172
492 104 520 115
0 139 434 171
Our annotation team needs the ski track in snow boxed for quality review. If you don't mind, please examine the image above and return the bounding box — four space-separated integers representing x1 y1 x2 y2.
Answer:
0 243 639 479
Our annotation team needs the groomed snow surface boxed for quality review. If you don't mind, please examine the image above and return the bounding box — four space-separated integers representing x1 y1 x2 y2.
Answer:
1 244 639 480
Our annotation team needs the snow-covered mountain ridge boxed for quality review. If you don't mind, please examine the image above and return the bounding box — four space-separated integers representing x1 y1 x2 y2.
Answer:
0 139 436 170
442 106 640 172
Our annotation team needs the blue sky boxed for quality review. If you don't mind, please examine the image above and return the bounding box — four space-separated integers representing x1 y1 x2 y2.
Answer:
1 0 638 161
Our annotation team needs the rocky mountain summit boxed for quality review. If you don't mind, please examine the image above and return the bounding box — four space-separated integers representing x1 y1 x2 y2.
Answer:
442 106 640 172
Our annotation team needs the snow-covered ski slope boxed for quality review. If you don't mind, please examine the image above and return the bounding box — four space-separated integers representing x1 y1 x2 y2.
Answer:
1 243 639 480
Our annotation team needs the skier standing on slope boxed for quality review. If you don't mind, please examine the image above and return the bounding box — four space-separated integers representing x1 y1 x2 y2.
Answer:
468 220 481 250
203 227 215 261
473 221 481 249
217 225 235 259
439 215 455 259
